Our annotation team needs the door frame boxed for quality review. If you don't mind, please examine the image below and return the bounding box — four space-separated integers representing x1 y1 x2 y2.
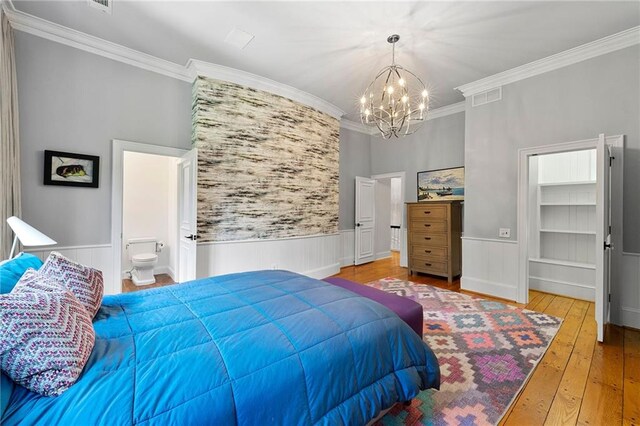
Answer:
371 171 407 267
111 140 188 293
516 135 624 306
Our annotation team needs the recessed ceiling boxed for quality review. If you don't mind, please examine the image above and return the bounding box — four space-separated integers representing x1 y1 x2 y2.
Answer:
13 1 640 120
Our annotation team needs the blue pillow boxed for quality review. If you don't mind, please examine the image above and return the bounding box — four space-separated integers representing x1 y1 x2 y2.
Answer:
1 373 14 418
0 252 44 294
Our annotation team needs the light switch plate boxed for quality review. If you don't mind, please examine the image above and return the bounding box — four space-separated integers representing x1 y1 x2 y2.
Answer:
499 228 511 238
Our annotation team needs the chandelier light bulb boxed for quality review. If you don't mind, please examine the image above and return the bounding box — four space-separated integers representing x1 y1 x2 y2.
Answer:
359 34 429 139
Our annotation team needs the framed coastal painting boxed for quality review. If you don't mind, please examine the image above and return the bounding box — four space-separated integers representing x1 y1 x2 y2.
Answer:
44 150 100 188
417 166 464 201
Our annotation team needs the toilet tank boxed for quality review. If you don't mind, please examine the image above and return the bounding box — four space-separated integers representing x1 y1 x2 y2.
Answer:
126 238 157 259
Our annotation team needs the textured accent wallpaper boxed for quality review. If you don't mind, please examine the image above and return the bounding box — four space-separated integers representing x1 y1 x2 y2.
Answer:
192 77 340 242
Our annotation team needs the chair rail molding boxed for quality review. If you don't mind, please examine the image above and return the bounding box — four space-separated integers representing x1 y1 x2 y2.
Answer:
455 26 640 97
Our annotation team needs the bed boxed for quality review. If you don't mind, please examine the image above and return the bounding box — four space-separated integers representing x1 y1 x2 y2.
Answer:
2 269 439 425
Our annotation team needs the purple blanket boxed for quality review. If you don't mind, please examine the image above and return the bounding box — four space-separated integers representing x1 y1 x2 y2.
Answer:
323 277 423 336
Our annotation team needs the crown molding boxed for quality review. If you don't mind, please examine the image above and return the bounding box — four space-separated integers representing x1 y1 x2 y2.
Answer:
426 101 465 120
340 119 377 135
2 0 192 82
2 0 344 119
187 60 344 119
455 26 640 97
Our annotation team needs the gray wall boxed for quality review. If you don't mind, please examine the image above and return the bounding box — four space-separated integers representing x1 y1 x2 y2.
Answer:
15 32 192 246
371 112 466 202
338 127 371 230
464 45 640 252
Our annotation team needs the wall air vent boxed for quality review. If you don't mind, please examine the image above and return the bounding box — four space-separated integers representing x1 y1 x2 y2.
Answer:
88 0 112 14
472 87 502 107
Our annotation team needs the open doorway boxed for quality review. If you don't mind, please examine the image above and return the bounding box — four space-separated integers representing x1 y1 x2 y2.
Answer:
353 172 406 266
373 176 403 260
517 135 624 342
121 151 179 292
111 140 197 295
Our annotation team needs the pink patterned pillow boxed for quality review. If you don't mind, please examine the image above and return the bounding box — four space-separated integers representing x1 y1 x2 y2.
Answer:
0 269 95 396
40 252 103 318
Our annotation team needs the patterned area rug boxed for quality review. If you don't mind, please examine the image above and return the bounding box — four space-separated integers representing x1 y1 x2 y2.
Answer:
367 278 562 426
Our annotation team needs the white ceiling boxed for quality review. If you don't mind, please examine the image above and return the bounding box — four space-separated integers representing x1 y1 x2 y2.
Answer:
14 1 640 120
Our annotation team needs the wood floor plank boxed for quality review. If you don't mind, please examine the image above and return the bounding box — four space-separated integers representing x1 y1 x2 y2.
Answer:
577 325 624 425
545 303 596 426
623 328 640 425
332 252 632 426
504 299 585 426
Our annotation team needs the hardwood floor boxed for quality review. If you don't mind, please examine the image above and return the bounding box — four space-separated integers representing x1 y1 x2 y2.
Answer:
332 252 639 426
121 273 175 293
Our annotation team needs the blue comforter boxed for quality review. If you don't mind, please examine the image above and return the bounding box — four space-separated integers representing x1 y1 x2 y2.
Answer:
2 270 439 425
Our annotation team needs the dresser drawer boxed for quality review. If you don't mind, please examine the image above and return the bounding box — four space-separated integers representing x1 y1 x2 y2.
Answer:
411 258 448 274
410 220 448 234
411 233 448 247
409 205 447 220
411 245 448 260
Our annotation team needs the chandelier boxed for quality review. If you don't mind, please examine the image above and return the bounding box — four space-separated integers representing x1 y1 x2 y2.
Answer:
360 34 429 139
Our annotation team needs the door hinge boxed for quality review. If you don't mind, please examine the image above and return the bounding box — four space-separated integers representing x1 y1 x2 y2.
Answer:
608 294 611 303
609 225 612 234
610 156 615 166
604 241 612 250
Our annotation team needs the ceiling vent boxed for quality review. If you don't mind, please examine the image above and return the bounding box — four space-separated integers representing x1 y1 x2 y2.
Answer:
472 87 502 107
224 28 255 50
87 0 112 14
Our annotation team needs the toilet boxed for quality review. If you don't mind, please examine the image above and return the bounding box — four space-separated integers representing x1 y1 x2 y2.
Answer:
126 238 164 286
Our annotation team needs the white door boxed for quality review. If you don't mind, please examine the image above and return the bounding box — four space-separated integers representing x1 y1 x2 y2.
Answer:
178 149 198 282
595 134 611 342
355 177 376 265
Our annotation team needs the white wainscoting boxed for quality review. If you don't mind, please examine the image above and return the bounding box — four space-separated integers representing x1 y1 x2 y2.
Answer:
621 252 640 329
461 237 519 302
25 244 117 295
340 229 355 267
196 233 341 280
528 258 595 301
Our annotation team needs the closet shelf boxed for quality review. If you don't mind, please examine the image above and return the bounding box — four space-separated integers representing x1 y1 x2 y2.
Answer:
540 229 596 235
529 257 596 269
538 180 596 187
540 202 596 206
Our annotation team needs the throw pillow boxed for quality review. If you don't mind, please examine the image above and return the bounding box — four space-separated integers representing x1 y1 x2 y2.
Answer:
0 269 95 396
40 252 103 318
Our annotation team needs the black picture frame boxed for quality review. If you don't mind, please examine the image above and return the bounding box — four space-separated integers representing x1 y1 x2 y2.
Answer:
417 166 465 202
43 150 100 188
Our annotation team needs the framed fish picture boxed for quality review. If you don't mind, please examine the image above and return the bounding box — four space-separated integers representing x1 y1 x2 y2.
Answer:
417 166 464 202
44 150 100 188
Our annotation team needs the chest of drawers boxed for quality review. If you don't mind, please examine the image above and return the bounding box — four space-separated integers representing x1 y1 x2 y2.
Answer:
406 201 462 283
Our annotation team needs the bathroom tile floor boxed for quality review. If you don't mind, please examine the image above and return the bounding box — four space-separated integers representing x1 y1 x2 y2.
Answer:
121 274 176 293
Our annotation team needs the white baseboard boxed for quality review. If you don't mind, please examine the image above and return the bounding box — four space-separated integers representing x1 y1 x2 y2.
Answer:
621 306 640 329
375 251 391 260
529 276 595 301
304 262 341 280
461 276 518 301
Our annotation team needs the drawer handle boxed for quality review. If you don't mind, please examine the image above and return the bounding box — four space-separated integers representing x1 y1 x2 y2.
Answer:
424 237 431 240
425 250 431 253
424 211 431 214
424 224 431 227
425 263 432 266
